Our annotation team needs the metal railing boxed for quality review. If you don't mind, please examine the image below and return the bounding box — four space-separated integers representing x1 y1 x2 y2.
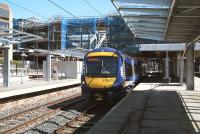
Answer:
0 68 28 77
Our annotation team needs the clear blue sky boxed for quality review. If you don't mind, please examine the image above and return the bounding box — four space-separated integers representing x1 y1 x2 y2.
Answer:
2 0 117 20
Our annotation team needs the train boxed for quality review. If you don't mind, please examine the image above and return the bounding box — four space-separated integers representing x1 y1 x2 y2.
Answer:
81 47 143 101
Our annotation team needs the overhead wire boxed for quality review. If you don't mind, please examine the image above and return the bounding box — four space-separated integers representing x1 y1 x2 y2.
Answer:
5 0 48 19
47 0 79 19
47 0 83 47
83 0 104 32
83 0 103 16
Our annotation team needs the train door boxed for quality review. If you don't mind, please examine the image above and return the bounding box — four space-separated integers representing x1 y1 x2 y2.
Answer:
125 59 135 87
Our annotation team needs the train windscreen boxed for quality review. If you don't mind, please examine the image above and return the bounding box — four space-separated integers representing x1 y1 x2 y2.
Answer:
85 57 118 77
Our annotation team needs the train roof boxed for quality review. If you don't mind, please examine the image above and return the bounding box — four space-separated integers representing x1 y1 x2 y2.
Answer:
86 47 123 57
90 47 118 52
84 47 140 63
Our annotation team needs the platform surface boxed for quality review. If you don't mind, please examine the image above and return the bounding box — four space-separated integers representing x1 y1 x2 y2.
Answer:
0 79 80 99
87 77 200 134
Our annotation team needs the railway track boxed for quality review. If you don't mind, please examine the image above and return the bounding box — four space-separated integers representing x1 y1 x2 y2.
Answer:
53 104 96 134
53 96 125 134
22 97 121 134
0 95 85 134
0 87 127 134
0 93 81 121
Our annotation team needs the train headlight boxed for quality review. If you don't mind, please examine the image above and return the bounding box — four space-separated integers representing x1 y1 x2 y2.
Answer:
82 81 85 85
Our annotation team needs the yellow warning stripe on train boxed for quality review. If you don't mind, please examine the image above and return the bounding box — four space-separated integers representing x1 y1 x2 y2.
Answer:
85 77 116 88
87 52 118 57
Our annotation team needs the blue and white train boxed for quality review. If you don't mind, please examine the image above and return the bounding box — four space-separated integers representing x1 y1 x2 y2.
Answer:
81 47 142 100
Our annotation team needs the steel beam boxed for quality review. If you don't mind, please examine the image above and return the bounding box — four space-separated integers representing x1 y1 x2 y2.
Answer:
163 0 175 40
123 14 168 18
126 17 167 23
177 6 200 8
129 22 166 28
174 15 200 18
167 32 195 36
177 7 199 15
177 0 200 7
171 22 200 25
0 33 21 38
139 43 200 51
134 27 165 33
13 35 34 40
170 28 200 31
20 38 43 43
0 27 42 39
119 8 169 17
135 31 163 36
114 0 171 7
136 34 163 40
166 35 193 38
119 7 170 10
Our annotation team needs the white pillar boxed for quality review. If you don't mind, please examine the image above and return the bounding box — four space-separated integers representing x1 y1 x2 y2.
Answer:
177 54 180 77
3 48 10 86
46 53 51 81
179 57 184 86
186 45 194 90
164 51 169 79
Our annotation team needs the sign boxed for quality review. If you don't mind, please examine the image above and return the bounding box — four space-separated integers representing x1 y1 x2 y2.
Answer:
123 44 140 53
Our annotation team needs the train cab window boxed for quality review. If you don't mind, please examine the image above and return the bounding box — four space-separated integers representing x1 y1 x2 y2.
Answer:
85 58 101 75
85 57 118 77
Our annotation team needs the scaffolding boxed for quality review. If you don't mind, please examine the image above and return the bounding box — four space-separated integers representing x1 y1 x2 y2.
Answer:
13 15 160 59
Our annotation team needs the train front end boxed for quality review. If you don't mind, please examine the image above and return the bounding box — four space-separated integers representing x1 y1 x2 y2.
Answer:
81 49 124 101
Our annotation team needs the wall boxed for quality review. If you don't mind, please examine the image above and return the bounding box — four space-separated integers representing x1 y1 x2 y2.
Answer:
57 61 83 79
43 60 83 80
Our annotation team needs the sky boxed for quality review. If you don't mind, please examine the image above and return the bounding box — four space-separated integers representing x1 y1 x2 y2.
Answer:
1 0 117 20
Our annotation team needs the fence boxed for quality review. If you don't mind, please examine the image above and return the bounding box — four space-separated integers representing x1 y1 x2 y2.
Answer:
0 64 28 77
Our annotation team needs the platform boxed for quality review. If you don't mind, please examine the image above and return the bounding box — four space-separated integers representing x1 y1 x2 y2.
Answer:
0 79 80 99
87 77 200 134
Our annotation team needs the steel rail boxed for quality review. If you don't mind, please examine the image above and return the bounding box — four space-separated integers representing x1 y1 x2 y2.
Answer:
0 89 81 122
53 104 96 134
1 97 86 134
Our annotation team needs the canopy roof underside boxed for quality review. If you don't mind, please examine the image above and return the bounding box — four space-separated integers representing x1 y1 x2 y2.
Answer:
112 0 200 43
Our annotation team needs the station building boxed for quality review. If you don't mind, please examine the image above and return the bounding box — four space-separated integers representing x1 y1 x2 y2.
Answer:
0 3 13 60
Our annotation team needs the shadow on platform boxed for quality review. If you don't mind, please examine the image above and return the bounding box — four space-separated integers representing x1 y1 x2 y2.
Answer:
143 72 184 84
122 90 200 134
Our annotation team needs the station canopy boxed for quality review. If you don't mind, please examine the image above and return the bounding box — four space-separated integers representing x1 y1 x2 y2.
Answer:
28 48 89 58
0 27 43 48
112 0 200 43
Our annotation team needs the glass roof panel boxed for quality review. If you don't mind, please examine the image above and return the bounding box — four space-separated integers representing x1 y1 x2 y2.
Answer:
112 0 173 40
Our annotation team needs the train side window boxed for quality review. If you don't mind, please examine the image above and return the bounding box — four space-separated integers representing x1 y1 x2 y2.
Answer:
135 65 138 74
125 63 132 77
